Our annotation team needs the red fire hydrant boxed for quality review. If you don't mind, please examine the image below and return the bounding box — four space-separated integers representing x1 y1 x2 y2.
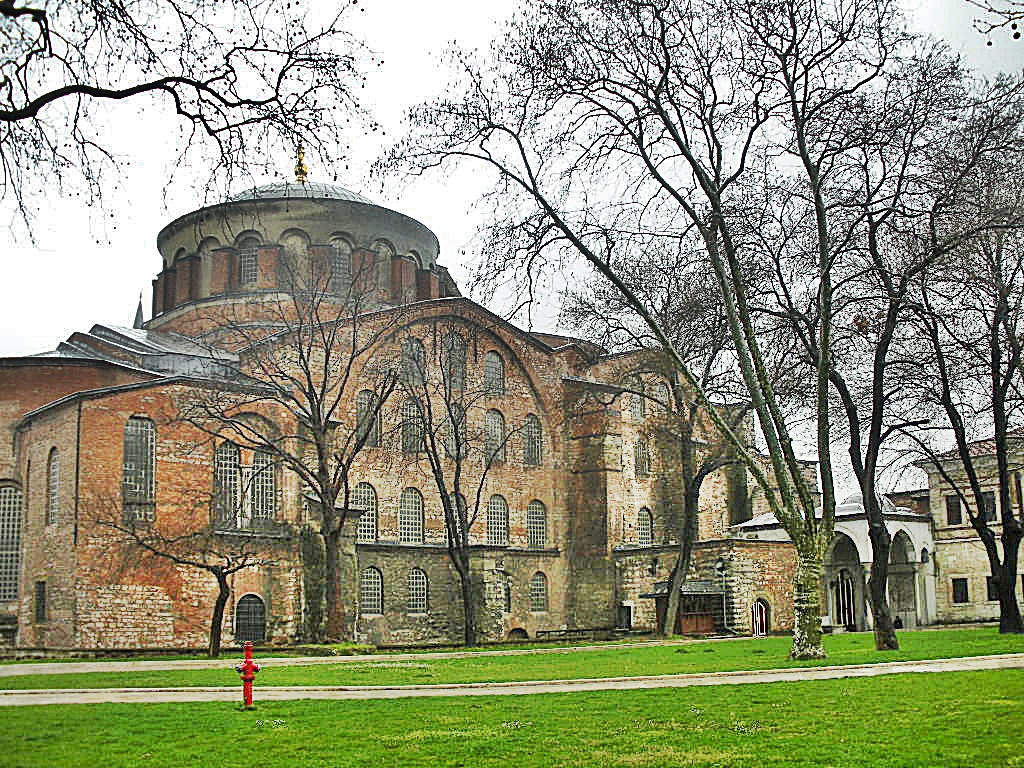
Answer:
234 641 261 708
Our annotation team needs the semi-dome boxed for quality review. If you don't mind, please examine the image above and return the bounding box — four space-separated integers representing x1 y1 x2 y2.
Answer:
226 181 375 205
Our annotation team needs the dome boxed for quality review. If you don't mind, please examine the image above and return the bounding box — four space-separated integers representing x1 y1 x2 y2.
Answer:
226 181 375 205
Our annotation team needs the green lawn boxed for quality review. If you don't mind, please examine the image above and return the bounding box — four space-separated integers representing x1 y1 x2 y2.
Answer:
2 627 1021 690
2 669 1022 767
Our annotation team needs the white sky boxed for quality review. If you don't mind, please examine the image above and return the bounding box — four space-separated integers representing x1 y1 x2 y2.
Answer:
0 0 1019 364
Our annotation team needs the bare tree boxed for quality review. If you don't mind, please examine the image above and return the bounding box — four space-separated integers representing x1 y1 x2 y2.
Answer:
966 0 1024 42
1 0 366 227
385 0 923 658
177 249 400 643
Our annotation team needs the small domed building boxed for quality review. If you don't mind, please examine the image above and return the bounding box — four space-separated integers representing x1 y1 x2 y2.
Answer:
0 176 805 651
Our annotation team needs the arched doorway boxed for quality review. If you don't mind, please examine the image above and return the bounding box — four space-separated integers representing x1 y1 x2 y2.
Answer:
835 570 856 631
888 530 918 628
507 628 529 641
751 599 770 636
825 533 865 632
235 594 266 643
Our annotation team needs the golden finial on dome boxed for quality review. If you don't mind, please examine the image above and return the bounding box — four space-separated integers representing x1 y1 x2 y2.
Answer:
294 144 308 184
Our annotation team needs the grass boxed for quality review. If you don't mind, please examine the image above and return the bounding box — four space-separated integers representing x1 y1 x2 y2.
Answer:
1 669 1022 767
1 627 1021 690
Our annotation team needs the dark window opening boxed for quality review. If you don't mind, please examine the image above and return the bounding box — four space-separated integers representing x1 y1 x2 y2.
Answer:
981 491 996 523
945 495 962 526
987 576 999 602
34 581 46 623
952 578 969 604
235 594 266 643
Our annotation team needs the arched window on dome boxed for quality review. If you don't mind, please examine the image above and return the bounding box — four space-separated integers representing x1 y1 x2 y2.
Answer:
237 237 261 286
442 331 467 394
330 238 353 294
484 351 505 395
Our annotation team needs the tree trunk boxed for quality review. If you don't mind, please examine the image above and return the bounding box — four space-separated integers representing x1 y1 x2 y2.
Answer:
208 569 230 659
866 521 899 651
664 484 699 638
324 529 345 642
997 540 1024 633
458 563 477 646
790 548 827 659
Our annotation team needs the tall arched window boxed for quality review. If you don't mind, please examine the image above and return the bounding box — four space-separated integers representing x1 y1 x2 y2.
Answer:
627 376 645 420
442 331 467 394
360 568 383 614
214 442 240 527
523 414 543 466
634 439 651 477
330 238 353 293
123 417 155 521
484 351 505 395
529 572 548 612
353 482 378 543
485 409 506 462
0 485 23 601
356 390 381 448
399 487 425 543
250 450 276 520
487 494 509 546
407 568 428 614
637 507 653 547
401 337 425 384
527 500 547 549
653 381 671 412
235 594 266 642
46 448 59 525
402 398 424 454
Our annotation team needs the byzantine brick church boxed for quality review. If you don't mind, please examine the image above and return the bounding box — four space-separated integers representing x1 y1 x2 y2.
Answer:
0 176 804 651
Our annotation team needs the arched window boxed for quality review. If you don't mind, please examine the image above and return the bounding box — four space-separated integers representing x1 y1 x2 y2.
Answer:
402 398 424 454
401 337 425 384
353 482 378 543
399 487 425 543
523 414 543 466
250 450 276 520
487 494 509 546
445 402 466 459
653 381 671 412
330 238 353 294
360 568 383 614
634 439 651 477
46 448 59 525
446 492 467 545
214 442 240 527
527 500 547 549
484 351 505 395
637 507 653 547
237 238 260 285
356 390 381 448
407 568 428 614
235 594 266 643
529 572 548 612
485 409 506 462
442 331 467 394
123 417 155 521
627 376 645 420
0 485 23 601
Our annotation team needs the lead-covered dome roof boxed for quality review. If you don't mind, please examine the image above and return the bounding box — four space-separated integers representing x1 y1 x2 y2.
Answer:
226 181 375 205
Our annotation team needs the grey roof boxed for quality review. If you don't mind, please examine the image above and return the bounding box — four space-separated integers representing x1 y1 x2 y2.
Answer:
733 492 923 530
226 181 374 205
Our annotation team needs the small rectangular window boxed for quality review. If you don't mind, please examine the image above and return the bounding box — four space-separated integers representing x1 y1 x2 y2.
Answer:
617 604 633 629
952 577 969 604
987 576 999 602
945 495 962 526
34 581 46 622
980 491 996 523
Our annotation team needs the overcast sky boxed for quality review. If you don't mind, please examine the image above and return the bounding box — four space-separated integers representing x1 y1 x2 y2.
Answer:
0 0 1020 359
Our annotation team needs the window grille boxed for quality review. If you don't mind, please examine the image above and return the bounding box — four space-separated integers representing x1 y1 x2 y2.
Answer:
330 239 353 294
487 495 509 546
401 337 425 385
214 442 240 527
635 439 651 477
952 577 969 604
250 450 276 520
399 487 424 543
980 491 996 522
353 482 378 543
484 351 505 395
442 332 466 394
527 500 547 549
445 403 467 459
529 572 548 612
402 398 425 454
238 246 258 285
360 568 383 614
627 377 645 420
235 594 266 642
485 409 505 462
123 418 155 521
0 486 22 601
356 390 380 448
407 568 428 613
653 382 671 412
523 414 543 466
46 448 59 525
637 507 653 547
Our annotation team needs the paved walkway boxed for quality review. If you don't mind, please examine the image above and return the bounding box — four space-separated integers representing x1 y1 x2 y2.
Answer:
1 653 1020 706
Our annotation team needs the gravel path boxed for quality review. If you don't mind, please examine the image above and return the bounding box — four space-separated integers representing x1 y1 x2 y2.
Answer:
0 653 1020 706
